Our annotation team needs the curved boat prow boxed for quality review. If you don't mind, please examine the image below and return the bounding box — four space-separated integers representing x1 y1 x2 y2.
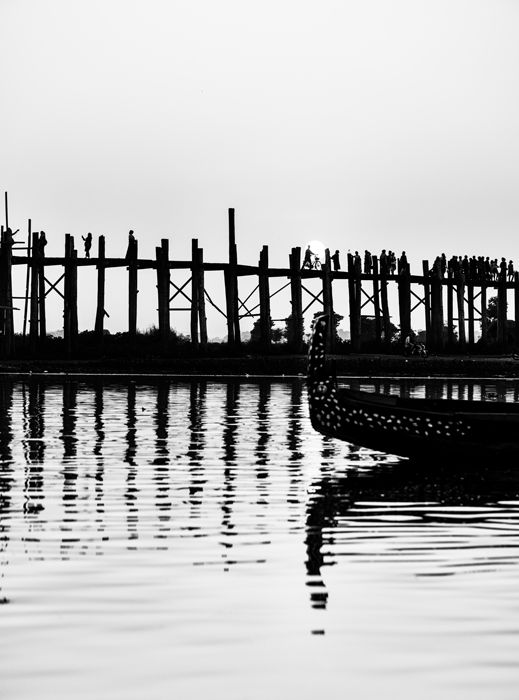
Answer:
307 313 330 381
308 314 519 460
307 313 340 435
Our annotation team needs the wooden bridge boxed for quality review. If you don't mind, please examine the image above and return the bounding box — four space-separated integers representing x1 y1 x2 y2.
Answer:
0 203 516 357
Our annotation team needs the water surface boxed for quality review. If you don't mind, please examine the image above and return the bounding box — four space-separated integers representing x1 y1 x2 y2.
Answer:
1 377 519 699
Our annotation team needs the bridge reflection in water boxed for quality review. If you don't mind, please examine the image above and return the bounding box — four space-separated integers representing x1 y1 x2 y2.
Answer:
1 377 519 699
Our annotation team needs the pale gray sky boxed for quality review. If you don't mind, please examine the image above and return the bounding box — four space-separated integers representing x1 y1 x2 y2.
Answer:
2 0 519 335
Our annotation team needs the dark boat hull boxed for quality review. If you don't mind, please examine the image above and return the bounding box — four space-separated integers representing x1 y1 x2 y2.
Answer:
307 316 519 461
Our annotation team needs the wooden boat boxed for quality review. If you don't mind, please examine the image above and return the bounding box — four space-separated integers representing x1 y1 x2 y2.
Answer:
308 314 519 460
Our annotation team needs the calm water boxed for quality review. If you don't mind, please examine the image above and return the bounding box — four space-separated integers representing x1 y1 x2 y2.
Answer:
1 376 519 700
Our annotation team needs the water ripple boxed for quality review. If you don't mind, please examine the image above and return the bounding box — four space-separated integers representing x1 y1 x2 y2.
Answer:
1 377 519 699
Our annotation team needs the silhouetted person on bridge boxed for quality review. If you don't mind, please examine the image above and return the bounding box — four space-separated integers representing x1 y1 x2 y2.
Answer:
331 250 341 271
380 249 388 274
39 231 47 256
82 232 92 258
302 245 314 270
462 255 469 279
363 250 372 274
4 227 17 249
389 251 397 275
469 255 477 281
354 251 362 275
125 230 137 261
508 260 515 282
398 251 408 275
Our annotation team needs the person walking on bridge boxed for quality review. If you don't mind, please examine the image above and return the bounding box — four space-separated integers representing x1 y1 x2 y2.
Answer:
302 245 314 270
82 232 92 259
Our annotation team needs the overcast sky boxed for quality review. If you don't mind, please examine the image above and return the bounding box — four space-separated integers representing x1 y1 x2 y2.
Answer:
2 0 519 334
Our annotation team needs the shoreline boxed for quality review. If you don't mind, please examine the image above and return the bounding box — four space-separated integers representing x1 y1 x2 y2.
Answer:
1 353 519 378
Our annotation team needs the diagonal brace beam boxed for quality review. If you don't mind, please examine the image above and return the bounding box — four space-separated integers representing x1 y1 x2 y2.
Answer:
169 278 192 304
44 274 65 300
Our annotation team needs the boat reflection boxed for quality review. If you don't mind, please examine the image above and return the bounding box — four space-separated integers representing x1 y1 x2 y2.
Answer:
305 455 519 611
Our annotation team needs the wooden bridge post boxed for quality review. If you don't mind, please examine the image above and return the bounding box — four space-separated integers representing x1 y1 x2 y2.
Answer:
198 246 208 348
29 230 39 349
288 247 304 351
63 234 71 352
155 239 170 342
322 249 335 351
225 208 240 347
224 267 235 347
455 272 466 346
497 273 507 346
22 220 30 337
94 235 106 338
480 279 488 346
354 255 362 351
191 238 200 349
128 238 138 337
447 270 454 346
0 228 14 356
258 245 271 350
380 264 391 344
398 262 411 343
64 234 78 356
514 272 519 350
422 261 431 346
430 266 444 351
38 232 46 340
467 280 475 346
372 256 381 344
347 253 361 351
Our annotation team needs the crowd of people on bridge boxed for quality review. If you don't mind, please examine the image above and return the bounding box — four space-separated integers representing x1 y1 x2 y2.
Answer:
430 254 515 282
301 244 516 284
